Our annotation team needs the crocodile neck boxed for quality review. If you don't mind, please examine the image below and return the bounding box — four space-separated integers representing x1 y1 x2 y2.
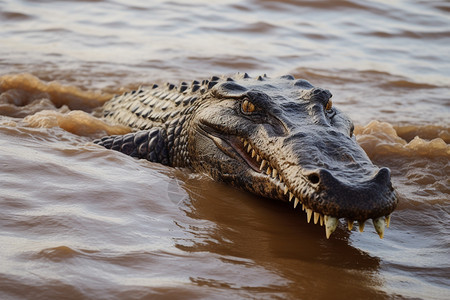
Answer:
101 82 211 167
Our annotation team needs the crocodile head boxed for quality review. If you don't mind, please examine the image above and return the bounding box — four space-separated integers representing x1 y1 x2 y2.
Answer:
189 74 398 239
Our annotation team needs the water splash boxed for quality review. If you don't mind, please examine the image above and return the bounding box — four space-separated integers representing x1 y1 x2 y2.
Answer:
355 120 449 159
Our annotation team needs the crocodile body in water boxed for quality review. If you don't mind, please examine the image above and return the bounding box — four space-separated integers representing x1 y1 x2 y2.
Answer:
94 73 398 239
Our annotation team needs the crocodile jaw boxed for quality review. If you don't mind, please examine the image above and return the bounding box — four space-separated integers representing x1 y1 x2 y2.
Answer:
232 135 397 239
196 128 397 239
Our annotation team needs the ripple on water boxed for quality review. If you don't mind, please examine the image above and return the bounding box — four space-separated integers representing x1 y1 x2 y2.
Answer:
0 0 449 299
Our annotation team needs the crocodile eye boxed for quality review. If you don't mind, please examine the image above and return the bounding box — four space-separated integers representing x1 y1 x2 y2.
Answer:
241 98 256 114
325 99 333 111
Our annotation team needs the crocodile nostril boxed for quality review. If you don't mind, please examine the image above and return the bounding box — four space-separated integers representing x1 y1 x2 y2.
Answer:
308 173 320 184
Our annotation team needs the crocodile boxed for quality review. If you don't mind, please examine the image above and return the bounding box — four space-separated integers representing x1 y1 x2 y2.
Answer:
94 73 398 239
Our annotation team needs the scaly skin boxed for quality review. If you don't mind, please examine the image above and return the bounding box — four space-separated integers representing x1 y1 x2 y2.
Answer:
94 73 398 239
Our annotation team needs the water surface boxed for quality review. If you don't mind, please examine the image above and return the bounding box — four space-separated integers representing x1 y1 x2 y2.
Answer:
0 0 449 299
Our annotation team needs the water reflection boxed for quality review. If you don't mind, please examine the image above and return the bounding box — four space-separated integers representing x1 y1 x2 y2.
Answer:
174 170 386 298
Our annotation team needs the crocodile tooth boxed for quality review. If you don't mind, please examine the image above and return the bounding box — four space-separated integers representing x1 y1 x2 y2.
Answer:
259 160 267 170
324 215 338 239
320 215 324 226
294 197 299 208
347 220 354 231
256 155 261 162
272 168 277 178
306 208 313 223
266 167 272 175
289 192 294 202
243 140 248 147
302 203 305 211
247 144 252 152
239 137 244 142
314 212 320 224
385 215 391 228
284 186 289 195
373 217 385 239
359 221 365 232
251 149 256 158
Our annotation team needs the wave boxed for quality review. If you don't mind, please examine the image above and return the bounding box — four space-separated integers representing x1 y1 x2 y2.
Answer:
355 121 449 159
0 73 110 111
0 73 130 137
23 110 130 138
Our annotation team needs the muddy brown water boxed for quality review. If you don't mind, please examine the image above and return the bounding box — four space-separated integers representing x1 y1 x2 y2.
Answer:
0 0 449 299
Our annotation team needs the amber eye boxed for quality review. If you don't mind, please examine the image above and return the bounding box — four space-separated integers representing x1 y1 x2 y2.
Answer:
325 99 333 111
241 98 256 113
